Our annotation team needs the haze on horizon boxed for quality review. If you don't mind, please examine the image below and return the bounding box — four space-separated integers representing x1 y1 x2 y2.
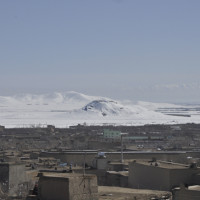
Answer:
0 0 200 103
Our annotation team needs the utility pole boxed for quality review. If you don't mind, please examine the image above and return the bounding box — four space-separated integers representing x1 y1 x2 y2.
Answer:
120 133 128 163
121 134 123 163
83 152 86 176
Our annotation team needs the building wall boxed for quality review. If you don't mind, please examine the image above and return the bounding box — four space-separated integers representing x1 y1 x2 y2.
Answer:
84 169 106 186
0 164 9 195
106 172 120 187
128 162 170 191
192 174 200 184
0 163 30 197
120 174 128 187
9 164 28 196
40 151 188 166
68 175 98 200
129 161 200 191
169 168 200 189
38 174 98 200
173 188 200 200
103 129 121 138
107 163 128 171
39 176 69 200
106 172 128 187
40 152 96 166
96 158 107 170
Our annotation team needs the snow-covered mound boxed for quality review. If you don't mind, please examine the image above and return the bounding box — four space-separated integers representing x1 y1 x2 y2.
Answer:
80 99 159 118
82 100 131 116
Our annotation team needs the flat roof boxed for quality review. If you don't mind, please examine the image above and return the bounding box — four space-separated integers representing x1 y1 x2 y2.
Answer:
40 172 96 179
106 171 128 176
188 185 200 191
132 160 192 169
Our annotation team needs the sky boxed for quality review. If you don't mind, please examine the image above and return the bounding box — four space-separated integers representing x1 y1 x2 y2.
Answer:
0 0 200 103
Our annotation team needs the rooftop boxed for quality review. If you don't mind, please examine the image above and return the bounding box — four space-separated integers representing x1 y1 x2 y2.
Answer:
39 172 96 179
106 171 128 176
188 185 200 191
131 160 193 169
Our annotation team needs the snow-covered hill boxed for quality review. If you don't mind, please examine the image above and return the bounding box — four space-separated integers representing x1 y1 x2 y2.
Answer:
0 91 200 128
0 91 97 107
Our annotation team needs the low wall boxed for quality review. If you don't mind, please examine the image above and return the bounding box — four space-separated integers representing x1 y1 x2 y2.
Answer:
40 151 188 166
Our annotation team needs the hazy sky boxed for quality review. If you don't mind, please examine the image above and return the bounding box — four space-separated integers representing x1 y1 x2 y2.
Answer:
0 0 200 103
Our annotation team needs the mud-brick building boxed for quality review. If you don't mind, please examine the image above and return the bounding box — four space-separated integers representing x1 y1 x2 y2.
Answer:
128 160 200 191
0 162 28 197
37 173 98 200
173 185 200 200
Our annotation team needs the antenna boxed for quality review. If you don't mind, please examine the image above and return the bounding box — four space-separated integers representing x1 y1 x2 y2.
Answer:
83 152 86 176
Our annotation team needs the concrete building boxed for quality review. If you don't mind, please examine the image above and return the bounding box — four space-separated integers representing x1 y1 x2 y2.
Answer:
128 160 200 191
103 129 121 138
37 172 98 200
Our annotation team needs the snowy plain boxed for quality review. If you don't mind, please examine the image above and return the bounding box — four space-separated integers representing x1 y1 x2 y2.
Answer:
0 91 200 128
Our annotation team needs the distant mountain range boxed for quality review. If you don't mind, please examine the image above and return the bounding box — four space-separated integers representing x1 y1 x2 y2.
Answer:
0 91 199 128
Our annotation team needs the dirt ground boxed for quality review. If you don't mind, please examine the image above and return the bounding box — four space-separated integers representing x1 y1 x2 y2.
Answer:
98 186 172 200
